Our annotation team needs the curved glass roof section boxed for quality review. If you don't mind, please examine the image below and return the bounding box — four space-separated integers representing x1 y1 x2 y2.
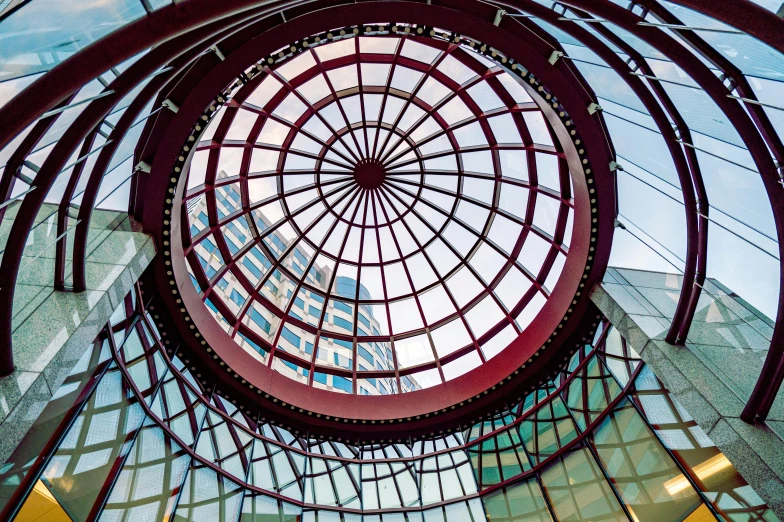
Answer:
0 0 781 416
0 0 779 332
182 34 575 393
20 288 773 521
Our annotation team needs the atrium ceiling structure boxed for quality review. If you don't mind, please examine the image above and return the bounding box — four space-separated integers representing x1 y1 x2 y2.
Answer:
0 0 782 520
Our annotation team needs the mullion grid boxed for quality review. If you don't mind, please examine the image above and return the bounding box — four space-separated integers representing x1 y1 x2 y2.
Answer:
179 32 575 390
39 364 143 514
80 287 747 520
188 58 366 305
555 363 639 522
265 185 365 377
269 64 363 165
194 175 362 360
256 35 434 378
629 360 769 520
193 397 254 483
560 352 622 431
370 37 404 159
350 190 373 387
296 184 366 384
129 312 245 520
355 36 372 159
369 189 402 392
372 39 453 163
467 423 532 490
69 314 170 521
303 445 362 509
172 459 245 521
361 454 420 510
150 356 205 446
128 297 217 521
375 182 504 361
229 181 360 339
375 35 569 373
373 180 441 377
210 51 389 368
100 319 216 521
416 447 476 506
599 328 642 385
89 285 751 521
248 432 307 499
310 49 367 160
117 318 167 399
370 42 501 368
99 419 191 521
377 47 493 366
591 399 701 518
379 180 514 330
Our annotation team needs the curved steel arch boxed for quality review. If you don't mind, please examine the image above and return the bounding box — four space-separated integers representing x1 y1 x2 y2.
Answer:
0 0 311 375
138 1 611 426
507 0 784 422
500 1 704 350
0 0 780 426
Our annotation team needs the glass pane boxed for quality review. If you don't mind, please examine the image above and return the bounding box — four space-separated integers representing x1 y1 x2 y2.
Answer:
540 448 627 521
519 396 579 465
633 366 777 520
483 477 552 522
592 400 706 521
41 366 146 521
100 421 191 522
172 463 244 522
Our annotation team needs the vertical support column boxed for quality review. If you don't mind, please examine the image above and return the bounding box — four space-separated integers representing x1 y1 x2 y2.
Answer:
590 267 784 515
0 204 155 467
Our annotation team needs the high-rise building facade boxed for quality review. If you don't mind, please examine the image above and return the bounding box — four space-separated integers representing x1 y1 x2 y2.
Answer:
188 188 416 395
0 1 782 521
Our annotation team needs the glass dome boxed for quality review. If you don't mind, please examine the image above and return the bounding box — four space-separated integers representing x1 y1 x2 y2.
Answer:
182 34 577 394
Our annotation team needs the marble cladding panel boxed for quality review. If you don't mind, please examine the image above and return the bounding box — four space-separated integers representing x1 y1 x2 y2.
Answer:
591 268 783 518
0 203 154 467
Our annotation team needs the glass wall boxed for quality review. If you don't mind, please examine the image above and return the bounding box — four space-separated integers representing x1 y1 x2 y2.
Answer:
521 1 782 321
6 284 776 521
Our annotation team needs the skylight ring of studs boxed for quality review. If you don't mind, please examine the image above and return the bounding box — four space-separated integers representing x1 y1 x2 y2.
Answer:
177 26 586 396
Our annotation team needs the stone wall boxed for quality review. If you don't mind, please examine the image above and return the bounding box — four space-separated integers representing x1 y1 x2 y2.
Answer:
591 267 784 516
0 203 155 464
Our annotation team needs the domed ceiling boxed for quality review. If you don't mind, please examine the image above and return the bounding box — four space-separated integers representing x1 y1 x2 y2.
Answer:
181 32 579 395
140 2 615 439
3 0 781 438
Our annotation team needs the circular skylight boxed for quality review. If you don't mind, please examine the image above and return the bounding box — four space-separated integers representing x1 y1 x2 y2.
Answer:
182 33 575 395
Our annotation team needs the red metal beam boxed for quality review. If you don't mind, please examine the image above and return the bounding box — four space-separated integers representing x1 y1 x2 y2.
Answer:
139 1 612 423
69 12 278 292
511 0 784 422
641 0 782 346
0 2 308 375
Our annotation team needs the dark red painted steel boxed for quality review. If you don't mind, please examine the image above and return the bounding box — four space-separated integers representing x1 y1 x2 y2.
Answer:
0 0 779 426
139 2 612 424
639 0 784 418
0 94 77 222
522 3 706 345
512 0 784 421
70 14 271 291
669 0 784 55
0 2 308 375
54 129 98 291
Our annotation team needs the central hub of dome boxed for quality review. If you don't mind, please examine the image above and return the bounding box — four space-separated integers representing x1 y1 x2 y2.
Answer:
354 159 386 190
